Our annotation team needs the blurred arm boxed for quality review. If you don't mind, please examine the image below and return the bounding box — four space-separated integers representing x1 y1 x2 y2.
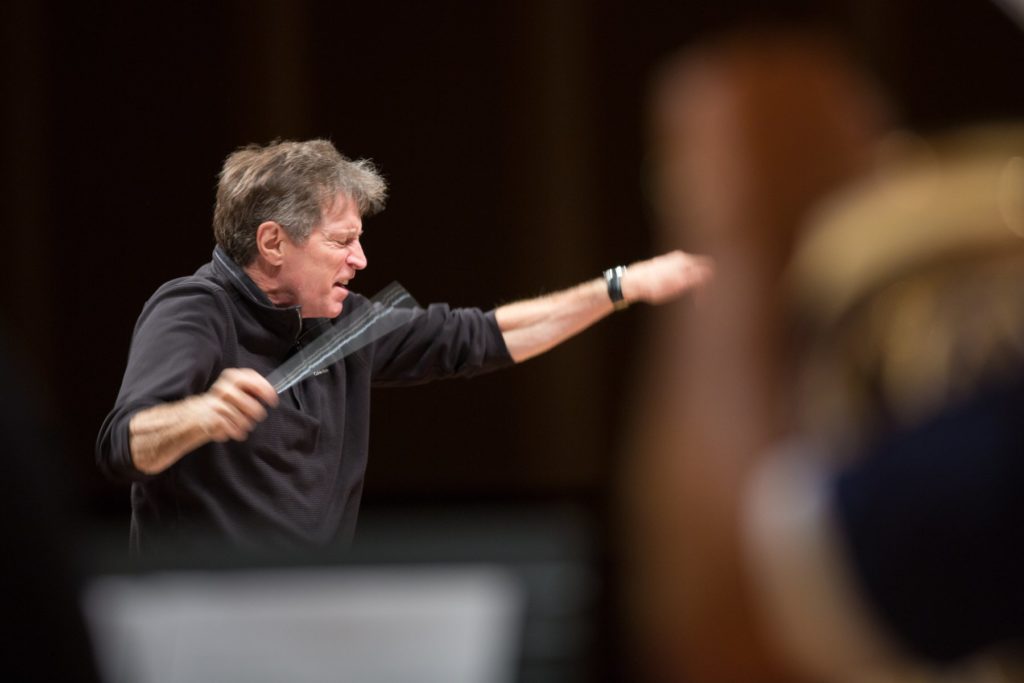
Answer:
744 446 907 680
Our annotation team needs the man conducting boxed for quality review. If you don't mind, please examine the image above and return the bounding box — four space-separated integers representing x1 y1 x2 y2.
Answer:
97 139 711 551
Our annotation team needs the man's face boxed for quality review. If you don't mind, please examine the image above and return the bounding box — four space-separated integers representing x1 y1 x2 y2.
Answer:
277 192 367 318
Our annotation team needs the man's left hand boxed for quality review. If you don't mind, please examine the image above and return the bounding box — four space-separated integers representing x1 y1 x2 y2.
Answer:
622 250 714 305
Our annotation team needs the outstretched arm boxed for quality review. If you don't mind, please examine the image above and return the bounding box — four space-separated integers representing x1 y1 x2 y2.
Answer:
495 250 712 363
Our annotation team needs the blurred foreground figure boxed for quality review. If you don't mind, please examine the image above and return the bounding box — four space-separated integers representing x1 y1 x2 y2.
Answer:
626 28 1024 683
750 125 1024 681
625 30 886 683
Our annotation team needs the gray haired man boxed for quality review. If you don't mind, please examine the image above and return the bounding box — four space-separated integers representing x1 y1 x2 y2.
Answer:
98 138 712 550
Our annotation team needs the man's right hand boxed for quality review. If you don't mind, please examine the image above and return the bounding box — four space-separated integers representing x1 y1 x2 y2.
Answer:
129 367 279 475
193 368 279 443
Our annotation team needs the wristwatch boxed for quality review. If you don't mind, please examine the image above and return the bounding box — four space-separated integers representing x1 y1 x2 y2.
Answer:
603 265 629 311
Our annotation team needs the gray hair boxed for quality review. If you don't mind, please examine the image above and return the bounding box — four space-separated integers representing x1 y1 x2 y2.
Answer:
213 139 387 265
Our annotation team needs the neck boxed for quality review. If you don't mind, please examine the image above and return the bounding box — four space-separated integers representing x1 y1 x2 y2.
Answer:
243 259 292 308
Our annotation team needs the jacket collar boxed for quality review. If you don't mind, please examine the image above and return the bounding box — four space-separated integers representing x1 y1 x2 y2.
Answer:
211 245 304 342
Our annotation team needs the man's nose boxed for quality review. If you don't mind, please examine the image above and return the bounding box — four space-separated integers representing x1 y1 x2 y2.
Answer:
348 239 368 270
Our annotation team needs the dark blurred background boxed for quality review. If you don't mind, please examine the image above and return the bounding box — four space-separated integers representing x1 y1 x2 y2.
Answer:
2 0 1023 534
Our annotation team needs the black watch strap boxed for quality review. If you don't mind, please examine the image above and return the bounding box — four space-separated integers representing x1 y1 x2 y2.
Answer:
603 265 629 311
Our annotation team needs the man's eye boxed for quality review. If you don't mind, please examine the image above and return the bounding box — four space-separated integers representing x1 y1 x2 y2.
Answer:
331 235 360 248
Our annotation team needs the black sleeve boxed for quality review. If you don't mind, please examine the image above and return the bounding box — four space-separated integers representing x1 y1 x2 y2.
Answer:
831 374 1024 662
95 281 231 482
367 303 513 386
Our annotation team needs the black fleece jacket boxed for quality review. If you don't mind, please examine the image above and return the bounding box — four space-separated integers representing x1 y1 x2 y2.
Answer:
97 247 512 551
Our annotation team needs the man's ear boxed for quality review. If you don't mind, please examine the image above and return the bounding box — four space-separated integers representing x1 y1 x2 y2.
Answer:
255 221 287 266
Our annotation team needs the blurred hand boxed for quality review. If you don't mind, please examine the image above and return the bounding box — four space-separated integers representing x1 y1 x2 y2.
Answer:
193 368 279 442
621 249 714 305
